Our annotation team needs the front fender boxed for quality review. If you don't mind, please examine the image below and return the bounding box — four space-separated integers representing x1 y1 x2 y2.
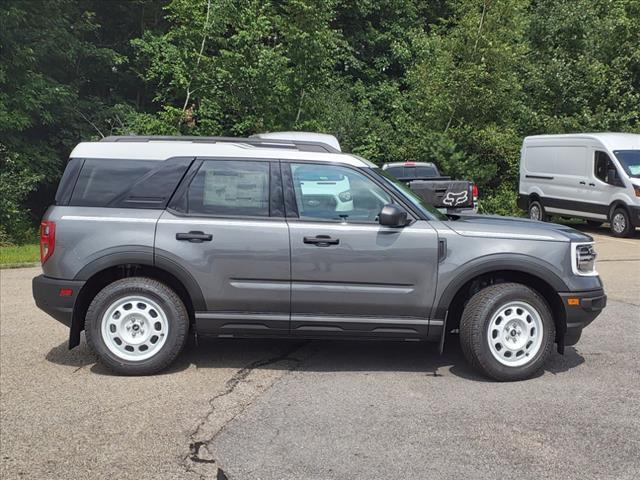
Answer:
431 253 569 321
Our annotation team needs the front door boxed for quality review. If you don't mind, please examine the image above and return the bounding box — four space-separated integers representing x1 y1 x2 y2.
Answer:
283 161 439 339
155 159 291 336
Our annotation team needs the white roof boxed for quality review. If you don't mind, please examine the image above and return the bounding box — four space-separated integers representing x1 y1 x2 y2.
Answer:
69 140 373 167
524 132 640 151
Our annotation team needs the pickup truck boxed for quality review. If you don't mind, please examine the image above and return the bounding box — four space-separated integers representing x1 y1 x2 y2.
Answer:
382 161 478 214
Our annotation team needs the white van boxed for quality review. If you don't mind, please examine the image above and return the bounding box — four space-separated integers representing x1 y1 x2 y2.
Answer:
518 133 640 237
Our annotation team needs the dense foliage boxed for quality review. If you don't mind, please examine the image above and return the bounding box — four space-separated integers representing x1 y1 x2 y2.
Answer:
1 0 639 243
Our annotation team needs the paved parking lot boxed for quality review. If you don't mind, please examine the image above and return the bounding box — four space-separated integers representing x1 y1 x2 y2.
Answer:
1 228 639 480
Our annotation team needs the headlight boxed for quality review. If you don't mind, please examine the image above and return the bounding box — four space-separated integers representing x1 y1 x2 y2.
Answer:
571 242 598 276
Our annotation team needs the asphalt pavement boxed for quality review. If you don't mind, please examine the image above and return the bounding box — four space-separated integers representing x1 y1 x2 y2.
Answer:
1 227 638 480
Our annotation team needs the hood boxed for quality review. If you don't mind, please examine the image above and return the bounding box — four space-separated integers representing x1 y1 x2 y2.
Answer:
445 215 593 242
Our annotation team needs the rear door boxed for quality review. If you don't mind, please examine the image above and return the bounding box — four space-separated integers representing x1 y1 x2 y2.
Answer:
283 161 439 339
155 158 291 336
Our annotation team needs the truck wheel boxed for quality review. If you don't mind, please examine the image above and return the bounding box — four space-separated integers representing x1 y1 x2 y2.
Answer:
85 277 189 375
459 283 555 381
610 207 632 237
528 200 548 222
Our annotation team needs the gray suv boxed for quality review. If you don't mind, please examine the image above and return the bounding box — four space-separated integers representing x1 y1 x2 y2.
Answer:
32 133 606 381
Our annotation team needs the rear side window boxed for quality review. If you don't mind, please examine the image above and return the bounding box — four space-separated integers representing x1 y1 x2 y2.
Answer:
416 165 438 177
385 166 405 178
69 158 191 208
186 160 270 217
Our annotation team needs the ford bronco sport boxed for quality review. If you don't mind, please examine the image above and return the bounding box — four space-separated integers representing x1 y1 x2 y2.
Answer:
32 133 606 381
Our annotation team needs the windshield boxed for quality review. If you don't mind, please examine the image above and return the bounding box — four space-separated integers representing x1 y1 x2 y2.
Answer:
614 150 640 178
372 168 448 220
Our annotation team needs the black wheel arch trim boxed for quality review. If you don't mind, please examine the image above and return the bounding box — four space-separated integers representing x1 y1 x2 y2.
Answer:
433 254 570 355
432 253 568 320
68 247 206 348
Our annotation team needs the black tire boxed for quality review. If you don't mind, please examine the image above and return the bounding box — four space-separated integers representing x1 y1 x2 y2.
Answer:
528 199 549 222
459 283 555 382
610 207 633 237
85 277 189 375
586 220 602 228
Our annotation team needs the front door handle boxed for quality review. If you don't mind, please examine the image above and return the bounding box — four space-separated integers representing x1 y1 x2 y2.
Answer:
579 181 586 185
176 231 212 243
303 235 340 246
589 183 596 187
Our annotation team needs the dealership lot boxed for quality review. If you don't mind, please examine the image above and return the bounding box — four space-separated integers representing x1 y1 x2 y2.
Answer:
1 229 638 480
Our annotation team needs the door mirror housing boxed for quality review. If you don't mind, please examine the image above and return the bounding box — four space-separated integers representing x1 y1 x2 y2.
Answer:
378 204 408 228
606 167 624 187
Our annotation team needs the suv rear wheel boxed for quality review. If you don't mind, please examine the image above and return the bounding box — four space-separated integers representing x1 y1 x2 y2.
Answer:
85 277 189 375
459 283 555 381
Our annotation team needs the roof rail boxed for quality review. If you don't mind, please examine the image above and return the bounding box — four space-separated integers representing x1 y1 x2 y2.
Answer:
99 135 340 153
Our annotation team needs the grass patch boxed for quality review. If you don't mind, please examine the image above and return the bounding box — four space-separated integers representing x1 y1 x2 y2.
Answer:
0 244 40 267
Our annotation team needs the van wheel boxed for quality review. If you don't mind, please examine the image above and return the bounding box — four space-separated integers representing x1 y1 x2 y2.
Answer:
528 200 548 222
85 277 189 375
459 283 555 382
610 208 632 237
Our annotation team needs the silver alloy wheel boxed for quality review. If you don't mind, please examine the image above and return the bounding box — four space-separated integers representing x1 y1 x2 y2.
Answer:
487 301 543 367
529 203 541 221
101 295 169 361
612 212 626 234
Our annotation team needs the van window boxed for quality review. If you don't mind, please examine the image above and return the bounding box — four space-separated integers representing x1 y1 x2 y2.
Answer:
525 146 587 176
594 151 622 185
70 159 157 207
614 150 640 178
187 160 270 217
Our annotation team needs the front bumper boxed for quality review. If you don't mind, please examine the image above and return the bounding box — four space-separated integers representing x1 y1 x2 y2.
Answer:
32 275 85 328
629 205 640 228
559 288 607 343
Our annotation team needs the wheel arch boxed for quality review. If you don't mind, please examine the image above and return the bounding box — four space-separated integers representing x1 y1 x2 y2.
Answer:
69 253 205 348
435 256 569 353
608 200 629 219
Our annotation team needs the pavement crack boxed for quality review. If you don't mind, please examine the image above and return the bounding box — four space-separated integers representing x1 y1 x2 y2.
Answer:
182 341 310 478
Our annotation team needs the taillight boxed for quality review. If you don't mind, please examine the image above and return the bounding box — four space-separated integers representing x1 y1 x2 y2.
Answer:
472 183 479 200
40 221 56 264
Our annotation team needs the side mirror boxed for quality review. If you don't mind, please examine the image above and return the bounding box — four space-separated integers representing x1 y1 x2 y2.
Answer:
378 204 408 228
606 167 624 187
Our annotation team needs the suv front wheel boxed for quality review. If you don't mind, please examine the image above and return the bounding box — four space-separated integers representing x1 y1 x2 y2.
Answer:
85 277 189 375
459 283 555 381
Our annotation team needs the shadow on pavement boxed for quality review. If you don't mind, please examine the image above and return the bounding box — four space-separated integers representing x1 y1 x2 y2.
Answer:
45 333 585 382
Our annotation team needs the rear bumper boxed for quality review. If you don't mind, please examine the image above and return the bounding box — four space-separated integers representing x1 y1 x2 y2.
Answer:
32 275 85 328
559 288 607 340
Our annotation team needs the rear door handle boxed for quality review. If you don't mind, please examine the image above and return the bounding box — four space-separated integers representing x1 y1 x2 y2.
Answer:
176 231 212 243
589 183 596 187
579 181 586 185
303 235 340 246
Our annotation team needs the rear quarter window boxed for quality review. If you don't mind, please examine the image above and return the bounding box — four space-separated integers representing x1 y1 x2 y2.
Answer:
69 158 191 208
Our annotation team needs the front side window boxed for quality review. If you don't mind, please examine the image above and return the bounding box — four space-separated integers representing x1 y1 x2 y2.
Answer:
289 163 391 222
594 151 622 185
187 160 270 216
